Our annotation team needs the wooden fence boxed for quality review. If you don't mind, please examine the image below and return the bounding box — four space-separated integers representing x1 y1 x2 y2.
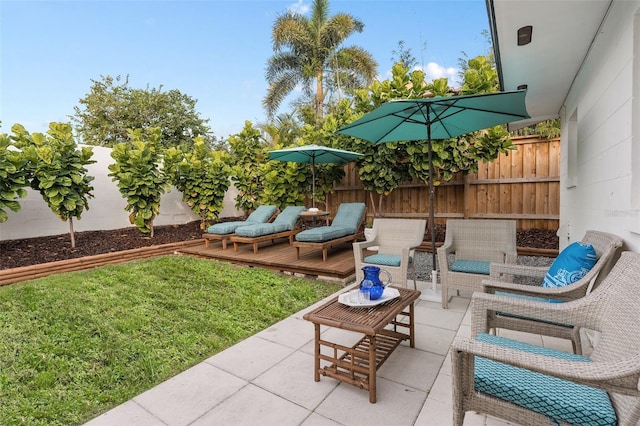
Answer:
325 135 560 230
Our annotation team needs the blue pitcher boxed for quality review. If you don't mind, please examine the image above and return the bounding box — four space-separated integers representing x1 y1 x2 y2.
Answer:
360 265 392 301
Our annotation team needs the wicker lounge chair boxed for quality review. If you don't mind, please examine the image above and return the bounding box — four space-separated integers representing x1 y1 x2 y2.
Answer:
452 251 640 426
229 206 305 254
352 218 426 289
482 230 623 354
293 202 366 262
202 205 277 249
437 219 517 309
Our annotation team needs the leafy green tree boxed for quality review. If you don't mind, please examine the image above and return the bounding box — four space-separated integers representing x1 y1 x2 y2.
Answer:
72 75 213 149
11 123 95 247
511 118 561 138
227 122 270 212
460 55 498 94
164 138 231 229
264 0 377 120
0 132 28 223
335 57 516 214
108 128 169 236
259 113 302 148
344 63 428 215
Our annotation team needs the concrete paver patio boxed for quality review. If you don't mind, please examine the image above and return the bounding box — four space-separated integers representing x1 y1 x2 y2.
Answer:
85 280 573 426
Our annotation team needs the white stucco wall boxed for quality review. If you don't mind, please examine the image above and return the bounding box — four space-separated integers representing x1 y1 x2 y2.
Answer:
559 0 640 252
0 145 242 240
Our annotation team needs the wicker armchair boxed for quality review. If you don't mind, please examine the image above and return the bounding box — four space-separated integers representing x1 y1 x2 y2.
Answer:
452 251 640 426
438 220 517 309
352 218 426 289
483 230 623 354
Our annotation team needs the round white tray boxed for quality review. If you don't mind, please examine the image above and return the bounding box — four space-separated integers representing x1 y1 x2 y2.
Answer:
338 287 400 307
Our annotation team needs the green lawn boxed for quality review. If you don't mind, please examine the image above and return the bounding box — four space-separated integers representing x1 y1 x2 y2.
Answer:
0 255 343 425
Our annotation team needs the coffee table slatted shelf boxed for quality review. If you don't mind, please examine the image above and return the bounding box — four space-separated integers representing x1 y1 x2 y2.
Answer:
303 288 420 403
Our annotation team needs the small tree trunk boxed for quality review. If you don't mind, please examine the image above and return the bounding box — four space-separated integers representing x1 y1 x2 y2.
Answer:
150 220 154 238
69 218 76 248
368 192 378 217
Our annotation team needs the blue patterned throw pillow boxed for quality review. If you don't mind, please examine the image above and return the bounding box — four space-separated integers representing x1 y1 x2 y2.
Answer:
542 242 596 288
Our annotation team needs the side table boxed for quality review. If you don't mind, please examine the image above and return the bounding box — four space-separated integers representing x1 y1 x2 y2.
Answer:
303 287 420 403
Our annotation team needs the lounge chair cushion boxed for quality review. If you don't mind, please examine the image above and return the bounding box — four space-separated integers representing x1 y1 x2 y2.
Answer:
272 206 305 228
474 333 616 426
450 259 491 275
206 205 277 235
329 203 366 233
364 253 413 267
295 203 366 243
295 225 354 242
234 223 290 237
233 206 305 238
542 242 597 288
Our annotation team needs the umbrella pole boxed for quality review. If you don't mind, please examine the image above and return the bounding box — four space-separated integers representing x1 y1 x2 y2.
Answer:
419 126 449 304
311 162 316 209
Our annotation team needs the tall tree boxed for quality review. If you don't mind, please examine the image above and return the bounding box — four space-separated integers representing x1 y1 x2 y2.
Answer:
263 0 377 121
164 138 231 229
72 75 214 149
0 131 29 223
108 128 169 237
12 123 95 247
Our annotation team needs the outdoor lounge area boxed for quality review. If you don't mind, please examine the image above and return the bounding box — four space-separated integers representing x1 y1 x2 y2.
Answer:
84 277 578 426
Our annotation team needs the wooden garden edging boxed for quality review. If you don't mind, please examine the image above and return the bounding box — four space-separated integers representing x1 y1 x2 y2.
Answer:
0 240 203 286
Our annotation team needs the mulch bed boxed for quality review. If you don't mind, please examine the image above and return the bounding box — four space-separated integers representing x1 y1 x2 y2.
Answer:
0 220 559 271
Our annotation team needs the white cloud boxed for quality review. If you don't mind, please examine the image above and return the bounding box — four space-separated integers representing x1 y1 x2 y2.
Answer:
419 62 459 86
288 0 310 14
380 62 461 88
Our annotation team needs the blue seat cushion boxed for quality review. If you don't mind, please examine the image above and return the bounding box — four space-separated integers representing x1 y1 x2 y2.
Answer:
295 225 353 243
330 203 366 233
246 205 278 223
272 206 305 228
364 253 413 267
207 220 259 235
474 333 616 426
450 259 491 275
206 205 277 235
235 223 289 238
543 242 597 288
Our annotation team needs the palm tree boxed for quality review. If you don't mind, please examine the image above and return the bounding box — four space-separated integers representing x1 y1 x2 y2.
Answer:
263 0 377 122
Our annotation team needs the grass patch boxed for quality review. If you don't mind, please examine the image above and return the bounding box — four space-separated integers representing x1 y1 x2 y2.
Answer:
0 255 342 425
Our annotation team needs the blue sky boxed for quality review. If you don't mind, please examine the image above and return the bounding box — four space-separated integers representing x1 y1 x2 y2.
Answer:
1 0 490 140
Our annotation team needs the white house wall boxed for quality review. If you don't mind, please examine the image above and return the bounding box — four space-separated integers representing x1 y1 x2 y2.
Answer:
559 0 640 252
0 145 242 241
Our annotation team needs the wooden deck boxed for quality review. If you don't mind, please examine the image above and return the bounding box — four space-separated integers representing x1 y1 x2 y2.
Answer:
179 237 357 284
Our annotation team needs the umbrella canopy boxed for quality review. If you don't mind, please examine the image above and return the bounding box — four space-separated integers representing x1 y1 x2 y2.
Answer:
337 90 530 288
268 144 362 208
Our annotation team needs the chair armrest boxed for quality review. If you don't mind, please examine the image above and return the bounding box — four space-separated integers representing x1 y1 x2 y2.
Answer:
490 263 549 279
469 291 600 335
353 240 377 265
353 240 378 250
437 243 454 273
452 338 640 391
482 276 592 301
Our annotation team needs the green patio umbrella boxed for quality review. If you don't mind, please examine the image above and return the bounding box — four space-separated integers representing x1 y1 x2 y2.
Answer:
268 144 362 208
337 90 530 297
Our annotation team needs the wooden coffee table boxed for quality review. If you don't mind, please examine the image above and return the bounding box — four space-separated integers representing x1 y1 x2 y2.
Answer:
303 287 421 403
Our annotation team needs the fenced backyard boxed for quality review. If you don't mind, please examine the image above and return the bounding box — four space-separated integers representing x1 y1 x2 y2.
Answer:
328 135 559 231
